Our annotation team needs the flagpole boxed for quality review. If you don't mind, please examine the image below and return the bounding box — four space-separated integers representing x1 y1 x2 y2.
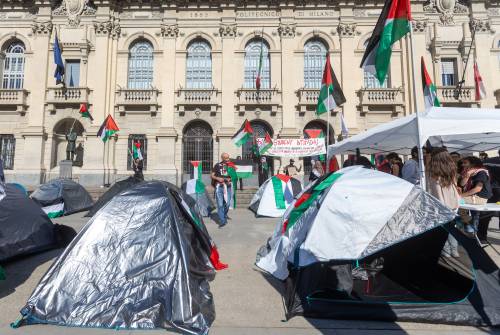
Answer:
409 21 426 190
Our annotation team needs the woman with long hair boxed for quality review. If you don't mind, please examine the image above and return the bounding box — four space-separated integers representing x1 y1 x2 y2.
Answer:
309 160 325 182
428 148 460 257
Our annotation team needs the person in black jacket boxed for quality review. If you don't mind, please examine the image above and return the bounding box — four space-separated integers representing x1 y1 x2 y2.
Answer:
478 152 500 243
0 157 4 184
133 158 144 181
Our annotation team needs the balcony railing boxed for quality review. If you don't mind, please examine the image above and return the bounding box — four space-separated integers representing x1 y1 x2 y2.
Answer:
176 89 220 106
437 86 476 104
46 87 90 104
296 88 319 112
0 89 29 113
357 87 404 114
235 88 282 113
115 89 160 114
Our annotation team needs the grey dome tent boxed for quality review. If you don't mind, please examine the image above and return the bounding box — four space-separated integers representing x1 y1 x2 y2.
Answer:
31 179 93 218
181 179 215 217
256 166 500 326
0 184 55 262
13 181 226 334
85 176 143 217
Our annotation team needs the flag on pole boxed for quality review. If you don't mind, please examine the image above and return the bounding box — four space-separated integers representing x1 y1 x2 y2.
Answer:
340 112 349 137
132 142 143 161
304 129 326 162
474 61 487 101
232 119 253 147
53 32 65 85
97 115 119 143
316 54 346 116
259 132 273 156
256 33 264 90
421 57 440 108
79 103 94 121
190 161 202 180
360 0 411 85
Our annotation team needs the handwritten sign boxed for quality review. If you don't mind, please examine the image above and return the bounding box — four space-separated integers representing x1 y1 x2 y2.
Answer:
256 138 326 157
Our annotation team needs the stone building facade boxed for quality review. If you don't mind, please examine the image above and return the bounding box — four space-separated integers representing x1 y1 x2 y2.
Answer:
0 0 499 187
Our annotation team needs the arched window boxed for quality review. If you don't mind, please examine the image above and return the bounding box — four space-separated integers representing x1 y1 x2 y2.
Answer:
304 39 327 89
186 40 212 89
128 40 153 89
303 121 333 177
362 40 389 88
244 38 270 89
2 41 25 89
183 121 213 175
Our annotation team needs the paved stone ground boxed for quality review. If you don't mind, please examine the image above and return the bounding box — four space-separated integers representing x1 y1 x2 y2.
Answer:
1 209 500 335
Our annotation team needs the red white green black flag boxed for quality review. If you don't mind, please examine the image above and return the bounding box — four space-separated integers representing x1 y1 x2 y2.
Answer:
474 61 487 101
79 103 93 121
360 0 411 85
259 132 273 156
421 57 441 109
316 54 346 116
132 141 143 160
97 115 119 143
232 119 253 147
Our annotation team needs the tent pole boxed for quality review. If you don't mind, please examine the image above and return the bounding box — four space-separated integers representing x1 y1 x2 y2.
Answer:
409 21 426 190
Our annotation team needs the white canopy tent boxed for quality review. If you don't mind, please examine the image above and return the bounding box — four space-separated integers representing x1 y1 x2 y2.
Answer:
328 107 500 156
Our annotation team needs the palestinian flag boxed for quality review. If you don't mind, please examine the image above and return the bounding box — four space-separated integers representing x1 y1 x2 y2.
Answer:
132 141 143 160
42 202 64 219
79 103 93 121
231 159 253 179
184 178 206 195
271 175 296 210
256 35 264 90
474 61 487 101
316 54 346 116
259 132 273 156
97 115 119 143
190 161 202 180
304 129 326 162
421 57 440 108
360 0 411 85
232 120 253 147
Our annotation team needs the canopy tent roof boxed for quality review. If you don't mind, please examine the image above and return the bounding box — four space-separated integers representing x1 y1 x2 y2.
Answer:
328 107 500 156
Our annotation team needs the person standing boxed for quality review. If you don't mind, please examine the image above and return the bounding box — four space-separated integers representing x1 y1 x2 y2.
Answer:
284 159 301 179
402 147 420 185
236 155 243 190
132 158 144 181
428 148 460 257
309 160 324 182
258 156 269 186
0 157 4 184
211 153 233 227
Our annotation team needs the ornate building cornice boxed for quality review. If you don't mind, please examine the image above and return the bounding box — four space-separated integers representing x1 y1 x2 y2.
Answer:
161 24 179 38
337 23 359 37
31 21 53 35
278 23 296 38
423 0 469 26
412 19 428 33
470 18 496 34
219 23 237 38
94 20 121 39
53 0 97 27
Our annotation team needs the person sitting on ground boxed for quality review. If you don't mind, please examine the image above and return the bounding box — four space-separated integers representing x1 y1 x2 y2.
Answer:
402 146 420 185
428 148 460 257
309 160 324 182
459 156 493 235
284 159 301 178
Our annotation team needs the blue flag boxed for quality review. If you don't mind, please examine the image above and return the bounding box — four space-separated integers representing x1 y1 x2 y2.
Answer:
54 33 65 85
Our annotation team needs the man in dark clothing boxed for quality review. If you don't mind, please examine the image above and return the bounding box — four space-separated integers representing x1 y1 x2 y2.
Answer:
478 152 500 242
211 153 232 227
0 157 4 184
258 156 270 186
133 158 144 181
236 155 243 190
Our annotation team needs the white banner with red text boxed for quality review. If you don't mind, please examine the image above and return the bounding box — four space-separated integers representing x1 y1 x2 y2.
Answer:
256 138 326 157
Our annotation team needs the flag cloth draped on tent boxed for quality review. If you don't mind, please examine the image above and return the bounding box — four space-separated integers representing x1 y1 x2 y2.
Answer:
132 142 143 161
97 115 119 143
187 161 206 194
259 132 273 156
474 61 487 101
53 33 65 85
79 104 93 121
316 54 346 116
421 57 441 108
360 0 411 85
232 119 253 147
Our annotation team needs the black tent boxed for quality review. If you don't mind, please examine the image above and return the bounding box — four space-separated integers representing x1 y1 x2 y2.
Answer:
85 176 143 217
0 184 55 262
31 179 93 217
14 181 225 334
181 180 215 217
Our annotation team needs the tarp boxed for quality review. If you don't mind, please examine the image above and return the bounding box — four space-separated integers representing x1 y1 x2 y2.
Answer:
85 176 143 217
15 181 221 334
249 175 302 217
328 107 500 156
0 184 55 262
181 180 215 217
31 179 94 217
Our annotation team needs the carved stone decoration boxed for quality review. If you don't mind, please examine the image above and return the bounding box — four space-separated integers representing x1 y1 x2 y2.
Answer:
488 8 499 17
219 23 237 38
53 0 96 26
161 24 179 38
337 23 359 37
423 0 468 25
31 21 53 35
278 23 296 38
412 19 428 33
470 19 496 34
94 20 121 39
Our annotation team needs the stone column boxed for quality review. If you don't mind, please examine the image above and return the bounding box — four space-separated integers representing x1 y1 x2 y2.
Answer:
155 20 179 184
18 20 52 186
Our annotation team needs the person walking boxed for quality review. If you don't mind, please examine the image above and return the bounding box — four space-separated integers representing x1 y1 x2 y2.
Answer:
284 159 301 179
428 148 460 257
402 147 420 185
309 160 324 182
211 153 233 227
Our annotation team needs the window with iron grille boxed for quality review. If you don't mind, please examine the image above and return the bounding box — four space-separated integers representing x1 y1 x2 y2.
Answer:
2 41 25 89
186 40 212 89
304 39 327 89
244 39 270 89
127 40 154 89
183 121 213 175
0 135 15 170
242 121 274 172
127 135 147 171
441 58 457 87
